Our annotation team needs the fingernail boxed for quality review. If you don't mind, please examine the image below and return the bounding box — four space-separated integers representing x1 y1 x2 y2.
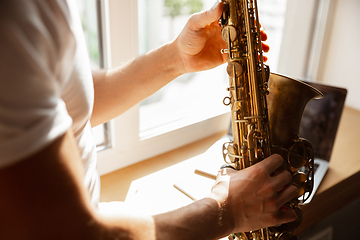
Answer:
211 0 221 11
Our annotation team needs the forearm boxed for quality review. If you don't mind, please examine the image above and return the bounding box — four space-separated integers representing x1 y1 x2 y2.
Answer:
98 197 231 240
91 41 183 127
152 197 231 240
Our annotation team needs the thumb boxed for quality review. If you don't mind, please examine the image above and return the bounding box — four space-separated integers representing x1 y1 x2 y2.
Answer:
190 1 223 30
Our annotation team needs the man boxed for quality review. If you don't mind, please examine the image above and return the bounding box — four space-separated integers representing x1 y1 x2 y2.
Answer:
0 0 298 239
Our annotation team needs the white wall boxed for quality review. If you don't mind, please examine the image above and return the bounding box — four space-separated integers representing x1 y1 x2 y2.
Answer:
317 0 360 110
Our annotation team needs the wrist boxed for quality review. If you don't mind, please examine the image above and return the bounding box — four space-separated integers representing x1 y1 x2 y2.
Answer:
207 193 235 236
152 197 232 240
166 39 187 77
195 197 234 239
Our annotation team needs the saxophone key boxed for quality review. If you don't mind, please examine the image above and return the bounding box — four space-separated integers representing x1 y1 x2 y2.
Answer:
227 62 244 77
292 172 308 197
221 48 229 54
222 25 237 42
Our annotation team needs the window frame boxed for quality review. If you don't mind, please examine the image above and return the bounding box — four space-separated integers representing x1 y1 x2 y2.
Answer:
277 0 334 82
96 0 230 175
96 0 334 175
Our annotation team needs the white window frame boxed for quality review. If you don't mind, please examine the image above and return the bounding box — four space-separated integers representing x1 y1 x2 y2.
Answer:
96 0 334 175
97 0 229 175
277 0 334 81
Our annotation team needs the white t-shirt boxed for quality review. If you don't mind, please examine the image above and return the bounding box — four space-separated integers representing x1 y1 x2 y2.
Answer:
0 0 100 206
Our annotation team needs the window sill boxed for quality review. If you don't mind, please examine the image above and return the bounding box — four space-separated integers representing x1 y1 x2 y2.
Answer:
97 111 231 176
139 105 229 140
99 131 226 202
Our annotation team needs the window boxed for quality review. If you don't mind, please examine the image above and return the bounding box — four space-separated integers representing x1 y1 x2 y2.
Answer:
76 0 111 151
277 0 333 81
257 0 288 73
138 0 229 139
96 0 231 175
91 0 333 175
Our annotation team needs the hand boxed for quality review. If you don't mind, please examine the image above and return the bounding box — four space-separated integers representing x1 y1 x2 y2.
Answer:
209 154 298 234
173 1 270 75
259 23 270 62
174 1 226 74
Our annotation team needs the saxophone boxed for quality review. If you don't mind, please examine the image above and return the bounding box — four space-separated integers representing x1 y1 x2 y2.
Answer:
220 0 323 239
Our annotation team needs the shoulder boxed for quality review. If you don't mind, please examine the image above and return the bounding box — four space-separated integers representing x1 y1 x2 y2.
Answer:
0 0 76 79
0 0 77 167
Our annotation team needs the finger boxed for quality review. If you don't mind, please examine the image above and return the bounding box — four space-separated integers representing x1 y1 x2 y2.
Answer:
258 154 284 175
275 207 297 224
271 170 292 191
190 1 223 30
262 42 270 52
277 185 298 207
262 206 296 227
260 30 268 41
258 52 268 62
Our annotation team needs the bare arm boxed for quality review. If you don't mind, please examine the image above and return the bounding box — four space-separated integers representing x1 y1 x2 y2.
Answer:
0 131 103 239
0 129 296 240
90 2 228 127
91 43 183 127
0 130 162 239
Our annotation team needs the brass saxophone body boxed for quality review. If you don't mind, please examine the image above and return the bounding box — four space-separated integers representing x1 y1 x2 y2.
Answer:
220 0 323 239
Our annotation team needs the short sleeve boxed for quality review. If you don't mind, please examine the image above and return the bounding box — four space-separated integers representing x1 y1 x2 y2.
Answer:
0 0 76 168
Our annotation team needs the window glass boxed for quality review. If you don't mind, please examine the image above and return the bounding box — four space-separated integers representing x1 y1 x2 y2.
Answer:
257 0 288 73
76 0 99 68
138 0 228 138
138 0 288 138
76 0 110 150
